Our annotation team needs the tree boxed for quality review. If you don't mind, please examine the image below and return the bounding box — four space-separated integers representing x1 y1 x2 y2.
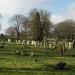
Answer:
21 18 32 38
54 19 75 41
9 15 25 39
31 11 44 41
5 26 17 36
29 9 52 41
39 10 52 38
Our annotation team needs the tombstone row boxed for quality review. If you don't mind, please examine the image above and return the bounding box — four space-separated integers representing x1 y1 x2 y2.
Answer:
0 39 73 49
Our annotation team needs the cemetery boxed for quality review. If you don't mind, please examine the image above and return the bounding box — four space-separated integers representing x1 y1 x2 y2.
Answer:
0 38 75 75
0 1 75 74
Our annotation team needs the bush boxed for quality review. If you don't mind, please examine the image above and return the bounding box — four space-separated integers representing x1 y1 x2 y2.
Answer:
55 62 66 70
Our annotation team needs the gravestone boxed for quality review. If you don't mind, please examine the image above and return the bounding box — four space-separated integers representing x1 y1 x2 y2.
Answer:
26 40 30 45
22 40 26 44
18 40 20 44
49 43 51 48
29 52 34 57
43 42 46 47
65 42 68 49
16 40 18 44
16 50 20 55
68 42 72 49
16 40 21 44
31 40 34 45
33 41 37 47
8 39 11 43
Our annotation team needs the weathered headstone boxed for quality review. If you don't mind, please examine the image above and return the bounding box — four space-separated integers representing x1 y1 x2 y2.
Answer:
29 52 34 57
31 40 34 45
68 42 72 49
18 40 20 44
33 41 37 47
26 40 30 45
8 39 11 43
16 50 20 55
22 40 26 44
49 43 51 48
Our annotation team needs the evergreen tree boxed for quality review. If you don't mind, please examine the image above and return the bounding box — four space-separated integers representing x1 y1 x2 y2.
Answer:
32 11 44 41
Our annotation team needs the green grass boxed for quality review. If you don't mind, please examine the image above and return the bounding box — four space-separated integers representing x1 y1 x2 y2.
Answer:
0 55 74 75
0 45 75 75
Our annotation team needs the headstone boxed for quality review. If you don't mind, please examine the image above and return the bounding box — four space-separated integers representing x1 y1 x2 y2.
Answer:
16 50 20 55
16 40 21 44
43 42 46 47
30 52 34 57
16 40 18 44
22 40 26 44
37 42 40 45
20 50 25 56
40 42 42 47
65 42 68 49
8 39 11 43
26 40 30 45
31 40 34 45
18 40 20 44
33 41 37 47
49 43 51 48
68 42 72 49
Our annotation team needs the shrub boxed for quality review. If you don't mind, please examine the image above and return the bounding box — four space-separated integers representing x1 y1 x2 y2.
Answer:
55 62 66 70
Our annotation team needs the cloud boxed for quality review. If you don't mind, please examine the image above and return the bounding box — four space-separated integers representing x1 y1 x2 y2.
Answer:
0 0 52 16
0 0 53 33
64 3 75 20
51 15 65 24
0 0 75 33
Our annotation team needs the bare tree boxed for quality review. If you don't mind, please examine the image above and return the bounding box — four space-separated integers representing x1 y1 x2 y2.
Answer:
39 9 52 38
9 15 25 39
5 26 17 37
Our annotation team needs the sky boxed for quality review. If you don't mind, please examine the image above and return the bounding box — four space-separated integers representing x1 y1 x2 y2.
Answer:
0 0 75 33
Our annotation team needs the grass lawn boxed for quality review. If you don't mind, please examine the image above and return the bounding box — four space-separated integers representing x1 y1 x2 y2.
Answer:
0 46 75 75
0 55 74 75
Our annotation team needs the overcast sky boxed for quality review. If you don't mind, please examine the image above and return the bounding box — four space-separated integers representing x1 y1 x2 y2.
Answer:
0 0 75 33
